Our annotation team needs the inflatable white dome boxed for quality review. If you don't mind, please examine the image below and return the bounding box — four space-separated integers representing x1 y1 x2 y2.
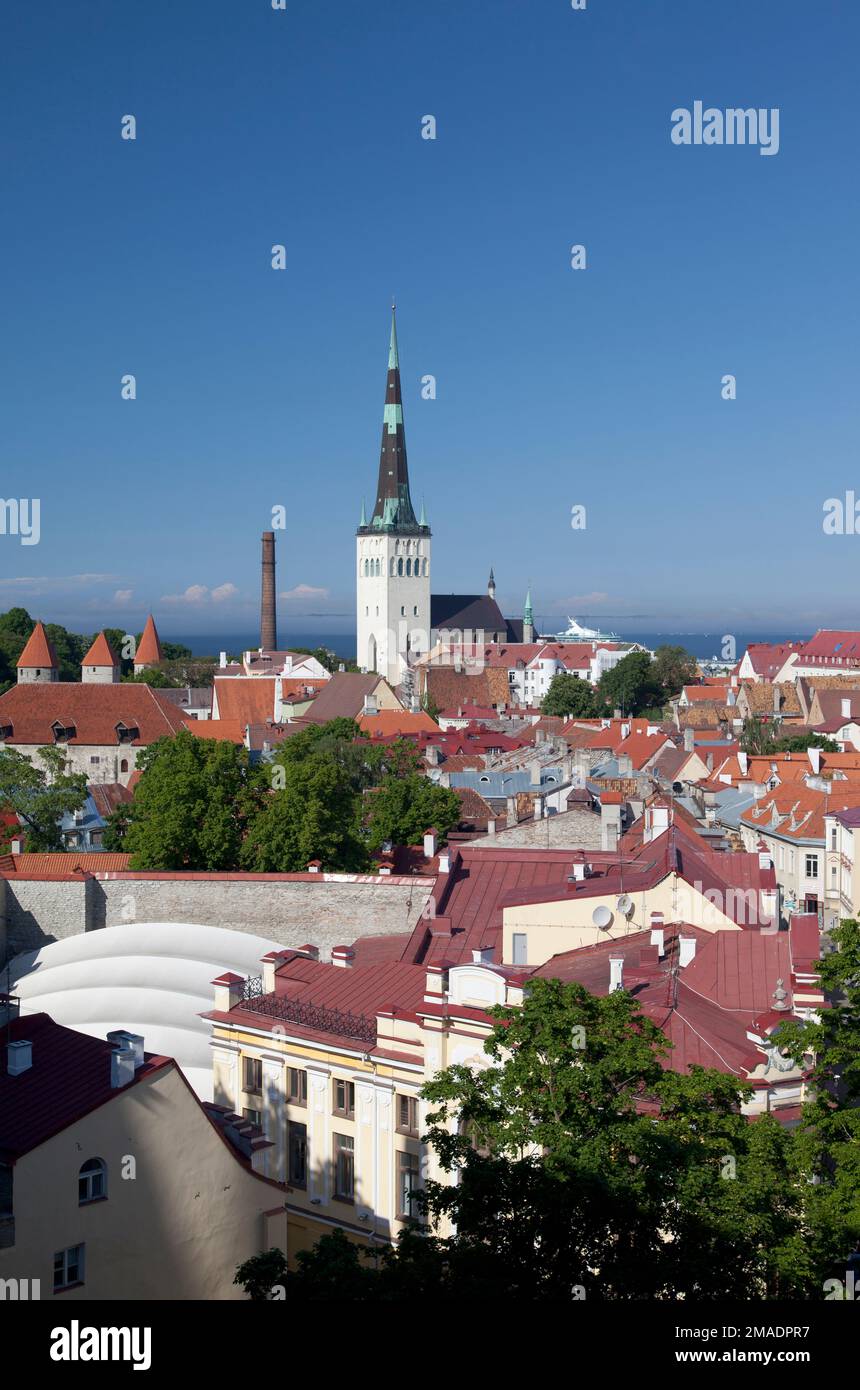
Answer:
8 922 280 1101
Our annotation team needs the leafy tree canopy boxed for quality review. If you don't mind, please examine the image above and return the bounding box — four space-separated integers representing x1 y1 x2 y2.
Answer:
0 746 88 851
541 672 599 719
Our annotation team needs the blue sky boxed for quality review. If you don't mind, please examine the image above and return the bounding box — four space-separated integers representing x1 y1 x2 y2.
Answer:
2 0 859 642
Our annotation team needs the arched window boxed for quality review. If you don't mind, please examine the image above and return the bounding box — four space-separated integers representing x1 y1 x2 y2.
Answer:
120 758 128 773
376 558 381 576
397 558 404 576
406 559 412 577
79 1157 107 1205
390 557 396 576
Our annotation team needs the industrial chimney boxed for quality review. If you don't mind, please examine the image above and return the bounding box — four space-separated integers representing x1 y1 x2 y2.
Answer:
260 531 277 650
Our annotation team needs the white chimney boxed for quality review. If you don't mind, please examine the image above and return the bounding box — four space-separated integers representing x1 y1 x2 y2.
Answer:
609 956 624 992
737 751 749 777
679 936 697 968
331 946 355 969
106 1030 145 1068
471 947 493 964
530 761 542 787
111 1047 136 1088
7 1039 32 1075
423 828 438 858
219 651 227 668
650 925 665 957
808 747 822 775
438 848 450 873
842 697 852 719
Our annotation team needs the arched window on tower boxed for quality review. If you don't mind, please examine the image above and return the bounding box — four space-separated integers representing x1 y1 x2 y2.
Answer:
398 558 404 576
390 557 396 576
423 559 428 576
406 559 412 577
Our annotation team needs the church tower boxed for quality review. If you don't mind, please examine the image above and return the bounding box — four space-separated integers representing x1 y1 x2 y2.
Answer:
356 307 431 685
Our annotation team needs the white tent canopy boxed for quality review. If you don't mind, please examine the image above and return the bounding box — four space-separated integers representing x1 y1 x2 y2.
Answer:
8 922 280 1100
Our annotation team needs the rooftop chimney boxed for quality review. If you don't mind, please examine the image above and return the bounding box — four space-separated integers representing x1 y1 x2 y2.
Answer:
331 946 355 969
106 1030 145 1068
260 531 277 651
737 751 749 777
423 828 438 858
111 1046 136 1089
437 848 451 873
679 936 697 968
7 1039 32 1075
808 747 822 775
842 697 852 719
609 956 624 992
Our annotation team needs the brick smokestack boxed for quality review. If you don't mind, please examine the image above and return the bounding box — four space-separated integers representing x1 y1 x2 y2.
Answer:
260 531 277 650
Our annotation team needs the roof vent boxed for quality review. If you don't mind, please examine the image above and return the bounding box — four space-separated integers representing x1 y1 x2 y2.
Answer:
106 1030 145 1068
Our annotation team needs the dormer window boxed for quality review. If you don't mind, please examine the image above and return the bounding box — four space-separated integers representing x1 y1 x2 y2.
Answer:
0 722 12 739
115 722 139 744
51 720 75 742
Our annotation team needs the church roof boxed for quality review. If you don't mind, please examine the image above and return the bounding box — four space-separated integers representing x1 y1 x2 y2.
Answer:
431 594 520 642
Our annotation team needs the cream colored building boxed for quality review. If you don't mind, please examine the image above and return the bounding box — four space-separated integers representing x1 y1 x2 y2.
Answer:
0 1013 286 1300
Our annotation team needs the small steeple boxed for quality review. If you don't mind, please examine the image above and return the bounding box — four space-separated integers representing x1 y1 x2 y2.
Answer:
134 614 163 673
360 498 367 527
523 588 535 645
487 567 496 600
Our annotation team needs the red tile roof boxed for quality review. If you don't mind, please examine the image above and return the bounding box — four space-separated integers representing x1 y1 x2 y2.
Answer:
0 1013 170 1160
136 614 163 665
16 621 58 669
213 677 276 724
183 718 245 743
81 632 118 667
0 682 189 746
358 711 441 737
2 851 132 875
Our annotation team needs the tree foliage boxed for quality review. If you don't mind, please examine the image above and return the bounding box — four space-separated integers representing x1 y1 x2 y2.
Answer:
0 746 88 851
541 673 599 718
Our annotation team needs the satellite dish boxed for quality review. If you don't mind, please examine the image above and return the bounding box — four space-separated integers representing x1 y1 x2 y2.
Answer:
616 894 634 917
592 905 613 930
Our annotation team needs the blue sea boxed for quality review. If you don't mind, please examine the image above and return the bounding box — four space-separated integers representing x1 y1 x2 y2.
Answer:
168 629 806 662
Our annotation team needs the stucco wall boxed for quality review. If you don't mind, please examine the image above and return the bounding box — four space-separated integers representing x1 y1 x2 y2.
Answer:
0 1063 286 1300
484 807 602 850
2 873 433 962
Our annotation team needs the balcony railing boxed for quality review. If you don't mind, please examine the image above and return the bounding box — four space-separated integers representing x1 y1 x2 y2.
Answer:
239 981 376 1046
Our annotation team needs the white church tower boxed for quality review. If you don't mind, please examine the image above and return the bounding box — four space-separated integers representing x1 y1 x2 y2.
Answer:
356 307 431 686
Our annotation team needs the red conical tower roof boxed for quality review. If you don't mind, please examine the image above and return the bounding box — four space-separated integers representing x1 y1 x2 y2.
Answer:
16 621 58 669
136 615 163 665
82 632 119 667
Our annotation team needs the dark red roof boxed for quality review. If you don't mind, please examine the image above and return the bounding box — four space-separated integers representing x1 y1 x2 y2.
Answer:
0 1013 170 1161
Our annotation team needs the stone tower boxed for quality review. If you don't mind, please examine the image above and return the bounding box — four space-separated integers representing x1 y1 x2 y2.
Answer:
134 614 163 675
356 307 431 685
523 589 535 645
16 621 59 684
81 631 120 684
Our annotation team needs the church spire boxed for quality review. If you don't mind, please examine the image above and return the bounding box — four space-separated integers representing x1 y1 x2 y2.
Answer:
523 588 535 644
366 305 422 532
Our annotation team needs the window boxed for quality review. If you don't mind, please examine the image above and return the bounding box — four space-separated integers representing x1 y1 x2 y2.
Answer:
288 1121 307 1187
397 1151 420 1219
831 828 838 850
333 1079 355 1118
89 756 100 765
243 1056 262 1095
242 1106 262 1128
334 1134 354 1200
512 933 528 966
397 1094 419 1136
78 1158 107 1205
805 853 819 879
120 759 128 773
287 1067 307 1106
54 1244 85 1291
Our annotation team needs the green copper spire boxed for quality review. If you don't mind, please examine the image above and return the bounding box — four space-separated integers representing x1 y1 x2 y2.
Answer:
419 497 427 526
524 588 533 623
360 498 367 526
363 304 423 533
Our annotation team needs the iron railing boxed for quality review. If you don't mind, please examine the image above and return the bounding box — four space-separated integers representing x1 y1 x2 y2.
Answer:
240 979 376 1045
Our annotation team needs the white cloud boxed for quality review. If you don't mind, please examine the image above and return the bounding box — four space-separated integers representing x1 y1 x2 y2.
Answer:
211 582 239 603
113 588 133 605
280 584 330 602
161 584 210 606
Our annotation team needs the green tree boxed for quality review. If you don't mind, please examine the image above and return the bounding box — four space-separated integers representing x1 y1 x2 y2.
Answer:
740 715 777 755
597 650 663 717
365 774 462 851
651 644 698 700
774 733 840 754
0 746 88 851
541 672 599 718
121 729 262 870
240 755 366 872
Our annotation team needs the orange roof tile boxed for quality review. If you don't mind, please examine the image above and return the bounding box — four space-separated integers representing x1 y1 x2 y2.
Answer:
0 682 189 745
358 711 441 737
213 678 276 724
16 622 58 669
81 632 119 667
135 614 163 665
183 719 245 743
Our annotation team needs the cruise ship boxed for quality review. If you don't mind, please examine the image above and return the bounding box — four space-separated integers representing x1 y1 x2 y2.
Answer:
547 616 621 643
